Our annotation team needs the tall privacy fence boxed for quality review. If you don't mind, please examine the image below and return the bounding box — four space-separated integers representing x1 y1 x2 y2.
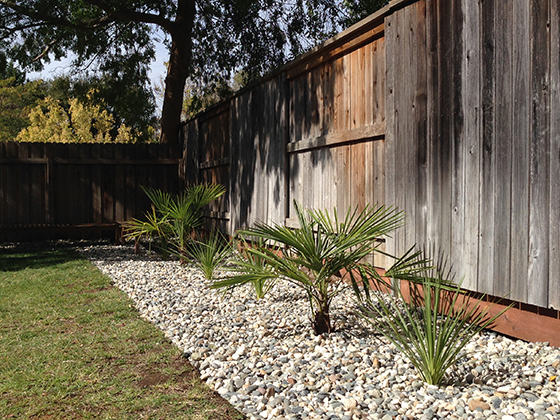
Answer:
183 0 560 325
0 142 183 234
1 0 559 343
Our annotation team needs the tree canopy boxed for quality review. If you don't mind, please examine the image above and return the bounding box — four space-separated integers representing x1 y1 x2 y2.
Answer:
0 77 43 142
0 74 155 143
43 74 157 142
1 0 387 144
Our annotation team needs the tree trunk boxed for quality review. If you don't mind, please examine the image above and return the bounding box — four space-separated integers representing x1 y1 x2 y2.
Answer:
312 306 332 335
160 0 195 144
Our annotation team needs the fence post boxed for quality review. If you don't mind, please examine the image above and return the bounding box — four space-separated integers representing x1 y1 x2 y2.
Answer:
46 157 55 224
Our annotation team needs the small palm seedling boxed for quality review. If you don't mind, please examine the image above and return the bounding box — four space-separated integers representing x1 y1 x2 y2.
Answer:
225 236 278 299
124 184 226 257
360 261 511 385
211 202 428 335
187 230 232 280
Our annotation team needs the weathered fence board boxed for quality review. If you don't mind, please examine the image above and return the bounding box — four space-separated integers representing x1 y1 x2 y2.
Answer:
491 0 512 299
527 0 551 308
510 0 531 304
461 0 481 294
550 0 560 310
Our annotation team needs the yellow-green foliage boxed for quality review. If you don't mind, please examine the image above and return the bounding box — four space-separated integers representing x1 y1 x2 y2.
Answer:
16 91 137 143
0 78 44 142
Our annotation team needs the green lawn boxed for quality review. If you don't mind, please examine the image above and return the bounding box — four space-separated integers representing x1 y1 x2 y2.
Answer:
0 244 244 420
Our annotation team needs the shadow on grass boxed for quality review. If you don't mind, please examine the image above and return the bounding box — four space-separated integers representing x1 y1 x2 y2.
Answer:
0 243 82 272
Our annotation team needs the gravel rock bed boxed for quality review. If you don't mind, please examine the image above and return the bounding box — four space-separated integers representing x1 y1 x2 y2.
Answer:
78 242 560 420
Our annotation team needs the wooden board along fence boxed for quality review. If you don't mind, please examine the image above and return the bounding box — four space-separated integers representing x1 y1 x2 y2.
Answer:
0 142 183 242
183 0 560 343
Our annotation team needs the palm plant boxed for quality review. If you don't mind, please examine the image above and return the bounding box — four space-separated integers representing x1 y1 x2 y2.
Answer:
225 236 279 299
186 229 232 280
123 203 171 256
211 202 428 335
123 184 226 257
360 262 511 385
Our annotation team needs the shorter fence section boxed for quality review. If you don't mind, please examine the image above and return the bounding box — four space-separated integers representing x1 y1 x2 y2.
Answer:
0 142 183 242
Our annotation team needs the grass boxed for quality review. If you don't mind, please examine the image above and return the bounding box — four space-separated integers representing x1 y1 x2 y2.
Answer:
0 243 245 420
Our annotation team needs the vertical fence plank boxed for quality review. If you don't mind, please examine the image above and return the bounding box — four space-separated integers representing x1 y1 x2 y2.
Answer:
29 143 45 224
53 143 68 224
336 145 351 217
492 1 513 298
230 97 240 231
45 144 55 224
402 2 417 255
384 11 397 259
289 153 303 218
364 42 373 128
311 149 322 211
333 58 344 134
510 0 531 303
136 144 149 220
450 0 466 286
311 66 324 139
5 143 19 224
101 144 115 222
114 144 125 222
350 142 366 211
342 54 351 131
19 143 31 225
294 76 304 142
288 78 297 143
425 0 439 259
363 139 374 265
91 144 102 223
549 0 560 310
268 75 285 226
77 144 91 223
305 151 314 211
414 0 429 265
374 38 386 128
323 61 335 136
0 142 6 224
373 139 386 268
461 0 481 291
124 144 137 221
437 0 454 267
477 0 496 295
528 0 550 308
67 144 80 224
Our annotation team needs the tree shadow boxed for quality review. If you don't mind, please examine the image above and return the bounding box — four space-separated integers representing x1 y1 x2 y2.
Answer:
0 243 83 272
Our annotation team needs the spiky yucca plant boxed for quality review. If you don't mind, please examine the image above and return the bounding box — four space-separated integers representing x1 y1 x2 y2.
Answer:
186 230 232 280
360 263 511 385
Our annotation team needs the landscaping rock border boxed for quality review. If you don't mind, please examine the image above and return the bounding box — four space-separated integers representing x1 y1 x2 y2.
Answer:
78 242 560 420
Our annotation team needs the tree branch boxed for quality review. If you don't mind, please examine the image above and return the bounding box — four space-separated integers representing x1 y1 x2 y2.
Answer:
0 0 116 31
84 0 174 33
0 21 47 33
30 39 57 63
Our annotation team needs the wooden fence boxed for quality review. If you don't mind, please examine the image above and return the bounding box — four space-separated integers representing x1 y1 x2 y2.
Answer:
183 0 560 340
183 8 388 265
0 142 182 239
385 0 560 312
